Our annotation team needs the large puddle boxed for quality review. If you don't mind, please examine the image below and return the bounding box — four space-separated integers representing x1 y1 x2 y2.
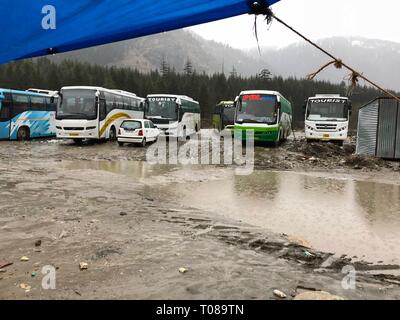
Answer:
161 170 400 264
62 160 400 264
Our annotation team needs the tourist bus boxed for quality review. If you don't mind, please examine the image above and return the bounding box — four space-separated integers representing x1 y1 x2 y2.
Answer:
234 90 292 144
304 94 351 145
55 86 144 143
0 88 58 140
213 101 235 131
144 94 200 139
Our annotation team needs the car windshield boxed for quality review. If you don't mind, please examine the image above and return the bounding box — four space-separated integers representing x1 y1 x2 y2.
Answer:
307 99 348 121
57 89 97 120
146 97 177 121
121 121 142 130
236 94 277 124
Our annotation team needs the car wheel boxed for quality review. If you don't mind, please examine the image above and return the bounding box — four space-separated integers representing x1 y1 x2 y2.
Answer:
141 138 146 147
118 141 124 147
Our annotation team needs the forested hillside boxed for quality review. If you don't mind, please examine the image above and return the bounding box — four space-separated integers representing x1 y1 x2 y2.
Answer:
0 58 382 128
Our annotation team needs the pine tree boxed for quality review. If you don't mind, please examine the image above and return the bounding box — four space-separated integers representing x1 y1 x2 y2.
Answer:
258 68 272 81
183 59 194 76
160 56 170 77
229 66 237 78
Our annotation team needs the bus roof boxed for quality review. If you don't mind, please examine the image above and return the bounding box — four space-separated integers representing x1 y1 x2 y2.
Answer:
147 94 198 104
27 88 58 96
239 90 282 97
0 88 55 98
60 86 139 98
309 94 348 100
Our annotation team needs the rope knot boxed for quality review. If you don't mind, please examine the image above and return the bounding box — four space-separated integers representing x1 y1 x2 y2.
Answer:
334 59 343 69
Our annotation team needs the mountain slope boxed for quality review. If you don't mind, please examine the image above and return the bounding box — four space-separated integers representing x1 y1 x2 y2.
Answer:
254 37 400 91
46 32 400 91
47 30 267 76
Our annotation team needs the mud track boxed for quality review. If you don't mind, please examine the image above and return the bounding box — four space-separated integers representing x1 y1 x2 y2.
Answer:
0 136 399 299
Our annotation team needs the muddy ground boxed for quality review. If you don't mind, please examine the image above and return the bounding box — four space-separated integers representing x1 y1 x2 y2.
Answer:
0 133 400 299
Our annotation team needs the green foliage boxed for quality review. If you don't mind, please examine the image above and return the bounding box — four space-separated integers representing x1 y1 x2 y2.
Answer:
0 58 382 128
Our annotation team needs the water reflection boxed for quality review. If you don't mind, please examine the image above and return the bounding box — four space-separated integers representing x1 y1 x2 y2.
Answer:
61 160 176 180
165 170 400 264
61 160 400 263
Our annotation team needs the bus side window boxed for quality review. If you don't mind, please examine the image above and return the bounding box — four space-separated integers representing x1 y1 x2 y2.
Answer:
99 99 106 121
105 93 114 114
0 92 11 121
116 95 123 110
12 93 30 117
124 97 128 110
31 96 46 111
130 98 136 111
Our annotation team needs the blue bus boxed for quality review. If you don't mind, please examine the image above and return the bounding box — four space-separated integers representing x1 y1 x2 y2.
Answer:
0 88 58 140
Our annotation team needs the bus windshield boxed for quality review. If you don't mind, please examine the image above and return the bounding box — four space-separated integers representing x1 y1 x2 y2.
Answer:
307 99 348 121
146 97 178 121
236 94 277 124
57 89 97 120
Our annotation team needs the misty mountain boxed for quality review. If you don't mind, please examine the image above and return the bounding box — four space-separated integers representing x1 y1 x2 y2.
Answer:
47 31 400 91
253 37 400 91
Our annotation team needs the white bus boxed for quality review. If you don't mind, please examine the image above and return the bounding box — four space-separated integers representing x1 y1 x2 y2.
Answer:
304 94 352 145
144 94 201 139
56 86 144 143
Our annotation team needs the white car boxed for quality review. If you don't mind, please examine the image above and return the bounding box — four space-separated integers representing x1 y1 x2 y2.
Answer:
117 119 160 147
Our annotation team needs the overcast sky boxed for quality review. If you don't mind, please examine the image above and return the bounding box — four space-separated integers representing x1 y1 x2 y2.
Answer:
189 0 400 49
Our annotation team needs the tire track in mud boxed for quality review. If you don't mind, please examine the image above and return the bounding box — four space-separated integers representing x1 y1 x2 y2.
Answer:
156 206 400 287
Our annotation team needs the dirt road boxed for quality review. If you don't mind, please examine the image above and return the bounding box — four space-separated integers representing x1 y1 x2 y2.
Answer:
0 136 400 299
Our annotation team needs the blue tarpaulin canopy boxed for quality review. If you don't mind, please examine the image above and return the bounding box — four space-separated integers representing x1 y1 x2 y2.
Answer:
0 0 281 65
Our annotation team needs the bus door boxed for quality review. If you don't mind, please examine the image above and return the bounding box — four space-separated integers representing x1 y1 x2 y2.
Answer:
0 91 11 139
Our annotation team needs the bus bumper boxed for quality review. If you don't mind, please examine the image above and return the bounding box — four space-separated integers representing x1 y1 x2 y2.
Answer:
56 128 99 139
234 126 280 142
305 130 348 141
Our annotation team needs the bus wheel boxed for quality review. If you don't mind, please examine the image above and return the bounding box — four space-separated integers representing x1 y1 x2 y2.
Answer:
109 127 117 141
17 127 30 141
274 131 281 147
